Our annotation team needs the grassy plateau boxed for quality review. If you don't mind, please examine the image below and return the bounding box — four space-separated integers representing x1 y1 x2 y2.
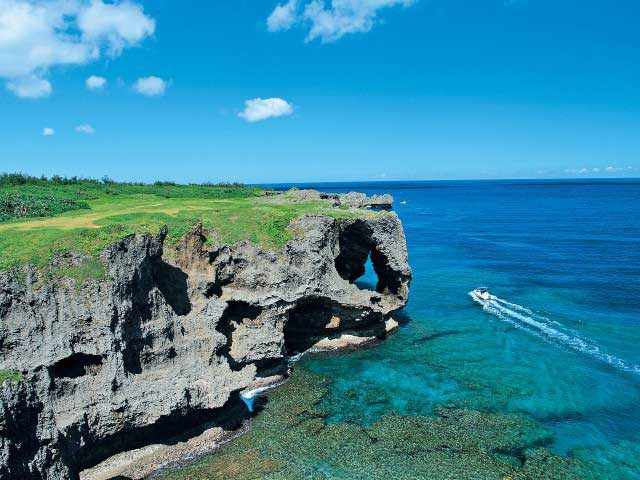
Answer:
0 174 360 276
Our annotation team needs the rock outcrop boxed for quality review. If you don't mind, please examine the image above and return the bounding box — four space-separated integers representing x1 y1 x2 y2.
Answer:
0 194 411 480
287 188 394 210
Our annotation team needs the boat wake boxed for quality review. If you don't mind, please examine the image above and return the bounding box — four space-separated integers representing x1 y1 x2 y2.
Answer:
469 291 640 375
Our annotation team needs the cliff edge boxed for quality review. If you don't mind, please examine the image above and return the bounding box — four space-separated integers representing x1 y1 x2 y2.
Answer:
0 191 411 479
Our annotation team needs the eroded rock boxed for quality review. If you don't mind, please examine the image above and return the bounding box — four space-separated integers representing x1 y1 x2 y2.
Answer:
0 195 411 480
286 188 394 210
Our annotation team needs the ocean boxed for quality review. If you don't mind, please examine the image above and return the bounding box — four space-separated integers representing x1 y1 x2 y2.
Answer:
168 179 640 479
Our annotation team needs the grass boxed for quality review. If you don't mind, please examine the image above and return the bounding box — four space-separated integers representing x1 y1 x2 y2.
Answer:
0 175 366 278
0 370 21 384
47 257 108 289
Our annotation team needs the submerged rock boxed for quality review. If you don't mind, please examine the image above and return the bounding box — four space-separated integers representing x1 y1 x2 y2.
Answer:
0 196 411 480
161 368 589 480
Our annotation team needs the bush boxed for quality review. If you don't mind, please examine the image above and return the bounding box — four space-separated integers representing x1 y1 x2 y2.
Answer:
0 193 90 222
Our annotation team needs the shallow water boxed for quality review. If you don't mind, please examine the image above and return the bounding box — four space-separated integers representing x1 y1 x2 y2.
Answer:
172 180 640 479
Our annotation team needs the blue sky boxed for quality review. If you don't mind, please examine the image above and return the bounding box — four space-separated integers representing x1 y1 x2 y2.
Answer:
1 0 639 183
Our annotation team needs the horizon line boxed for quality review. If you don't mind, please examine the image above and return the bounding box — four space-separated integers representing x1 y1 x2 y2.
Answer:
256 177 640 186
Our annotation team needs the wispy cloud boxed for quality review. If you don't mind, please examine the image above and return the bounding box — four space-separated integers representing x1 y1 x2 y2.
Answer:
268 0 299 31
0 0 155 98
133 76 168 96
267 0 415 43
564 167 597 175
75 124 95 134
239 97 293 122
605 166 633 173
564 166 634 175
86 75 107 90
42 127 55 136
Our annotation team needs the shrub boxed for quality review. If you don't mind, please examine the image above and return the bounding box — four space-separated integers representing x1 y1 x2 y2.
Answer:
0 194 90 222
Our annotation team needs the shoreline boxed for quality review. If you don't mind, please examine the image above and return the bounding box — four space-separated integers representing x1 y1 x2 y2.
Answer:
80 323 401 480
81 423 250 480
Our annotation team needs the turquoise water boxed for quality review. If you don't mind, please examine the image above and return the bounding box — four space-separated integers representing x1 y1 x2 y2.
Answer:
286 180 640 478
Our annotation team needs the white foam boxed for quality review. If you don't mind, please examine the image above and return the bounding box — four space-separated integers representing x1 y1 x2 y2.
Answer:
240 381 287 413
241 384 278 400
287 351 307 364
470 291 640 375
494 297 568 329
495 297 539 317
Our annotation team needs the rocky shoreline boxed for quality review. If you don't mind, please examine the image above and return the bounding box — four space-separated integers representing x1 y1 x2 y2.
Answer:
0 190 411 480
80 323 403 480
79 327 405 480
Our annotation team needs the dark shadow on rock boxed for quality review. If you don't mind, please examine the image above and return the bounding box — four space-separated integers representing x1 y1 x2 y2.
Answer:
74 393 249 472
284 298 335 355
370 246 402 296
120 258 156 375
335 220 375 286
153 260 191 316
284 297 384 355
49 353 103 380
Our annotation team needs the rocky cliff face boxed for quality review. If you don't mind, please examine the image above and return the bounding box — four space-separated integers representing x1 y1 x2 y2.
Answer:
0 197 411 480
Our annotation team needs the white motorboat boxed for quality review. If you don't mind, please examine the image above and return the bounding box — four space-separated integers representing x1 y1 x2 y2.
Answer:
472 287 493 301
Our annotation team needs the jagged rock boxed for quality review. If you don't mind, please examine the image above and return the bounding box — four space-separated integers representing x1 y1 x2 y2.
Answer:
286 188 394 210
336 192 394 210
0 194 411 480
0 378 72 480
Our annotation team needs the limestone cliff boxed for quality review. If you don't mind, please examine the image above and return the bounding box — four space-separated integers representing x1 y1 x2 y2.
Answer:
0 193 411 480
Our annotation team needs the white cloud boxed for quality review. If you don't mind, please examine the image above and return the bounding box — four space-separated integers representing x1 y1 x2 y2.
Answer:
564 168 590 175
77 0 155 55
564 166 634 175
42 127 54 136
7 74 51 98
133 76 167 96
238 97 293 122
0 0 155 98
266 0 415 43
75 124 95 134
267 0 298 32
0 0 93 79
86 75 107 90
605 166 633 173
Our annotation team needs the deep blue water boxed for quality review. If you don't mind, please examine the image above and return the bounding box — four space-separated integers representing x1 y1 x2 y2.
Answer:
269 179 640 478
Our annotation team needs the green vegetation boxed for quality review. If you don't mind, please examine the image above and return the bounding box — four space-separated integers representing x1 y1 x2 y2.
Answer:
0 173 260 204
0 370 22 384
0 193 89 222
46 257 107 290
161 367 588 480
0 173 362 278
